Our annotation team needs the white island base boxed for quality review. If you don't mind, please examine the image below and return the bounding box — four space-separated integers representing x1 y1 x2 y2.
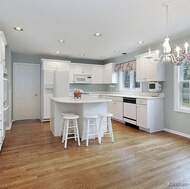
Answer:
50 97 112 141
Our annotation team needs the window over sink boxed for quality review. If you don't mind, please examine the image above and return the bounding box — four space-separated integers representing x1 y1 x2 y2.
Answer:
114 60 142 92
119 70 142 92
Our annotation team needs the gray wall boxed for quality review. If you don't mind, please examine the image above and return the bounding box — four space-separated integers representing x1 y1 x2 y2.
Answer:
164 63 190 135
12 53 105 65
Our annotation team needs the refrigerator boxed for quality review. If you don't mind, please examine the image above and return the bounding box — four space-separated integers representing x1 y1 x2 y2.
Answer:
41 70 69 122
53 71 69 97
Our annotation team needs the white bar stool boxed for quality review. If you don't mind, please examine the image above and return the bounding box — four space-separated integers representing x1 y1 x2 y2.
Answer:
99 113 114 143
60 112 74 143
83 114 100 146
62 114 80 148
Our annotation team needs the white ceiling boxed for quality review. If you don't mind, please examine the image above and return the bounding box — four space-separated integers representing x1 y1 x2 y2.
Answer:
0 0 190 61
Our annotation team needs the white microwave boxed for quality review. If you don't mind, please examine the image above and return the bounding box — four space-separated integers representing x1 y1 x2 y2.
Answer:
74 74 92 83
148 82 161 92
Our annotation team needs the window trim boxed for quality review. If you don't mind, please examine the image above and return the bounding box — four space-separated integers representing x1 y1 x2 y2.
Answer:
174 65 190 114
119 71 142 92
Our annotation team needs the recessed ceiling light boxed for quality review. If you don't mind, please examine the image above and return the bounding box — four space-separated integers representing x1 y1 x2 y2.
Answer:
58 39 65 43
14 27 23 31
115 50 120 53
137 41 144 44
55 51 61 54
94 32 102 37
79 54 85 57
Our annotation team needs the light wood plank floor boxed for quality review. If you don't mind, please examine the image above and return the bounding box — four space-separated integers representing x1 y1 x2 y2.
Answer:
1 120 190 189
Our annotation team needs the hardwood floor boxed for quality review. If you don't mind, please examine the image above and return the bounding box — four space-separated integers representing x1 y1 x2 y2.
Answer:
1 120 190 189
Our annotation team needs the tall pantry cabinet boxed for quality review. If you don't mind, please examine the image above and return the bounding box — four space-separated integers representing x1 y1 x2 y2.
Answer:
0 31 7 151
41 59 70 122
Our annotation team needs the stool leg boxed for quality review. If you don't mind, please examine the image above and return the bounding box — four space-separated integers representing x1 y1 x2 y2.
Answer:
62 118 67 143
99 117 102 144
64 120 69 148
86 119 90 146
92 118 95 139
108 117 114 142
75 119 80 146
73 120 77 141
81 118 86 142
96 117 101 144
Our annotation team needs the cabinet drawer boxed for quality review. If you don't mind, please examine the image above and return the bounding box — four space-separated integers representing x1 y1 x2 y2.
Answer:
110 96 123 102
137 98 147 104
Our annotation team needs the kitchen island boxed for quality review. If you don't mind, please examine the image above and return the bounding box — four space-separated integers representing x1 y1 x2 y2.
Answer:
50 97 112 140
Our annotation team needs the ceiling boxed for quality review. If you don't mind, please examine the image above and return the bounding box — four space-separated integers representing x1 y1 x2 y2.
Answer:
0 0 190 61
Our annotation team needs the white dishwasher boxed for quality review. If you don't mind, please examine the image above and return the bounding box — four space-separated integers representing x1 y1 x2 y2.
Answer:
123 97 137 125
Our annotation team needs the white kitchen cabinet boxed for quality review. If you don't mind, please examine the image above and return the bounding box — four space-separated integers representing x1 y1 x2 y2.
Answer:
53 71 69 97
103 63 118 83
0 31 7 67
41 59 70 71
100 95 123 122
136 50 165 82
44 70 54 85
113 100 123 121
41 59 70 122
92 65 104 83
136 98 164 132
43 95 52 119
74 63 92 75
0 64 8 151
69 63 75 83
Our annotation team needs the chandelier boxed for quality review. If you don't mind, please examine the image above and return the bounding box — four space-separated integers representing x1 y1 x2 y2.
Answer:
146 1 190 65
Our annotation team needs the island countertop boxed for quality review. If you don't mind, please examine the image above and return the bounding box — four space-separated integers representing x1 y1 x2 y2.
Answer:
50 96 110 137
50 97 112 104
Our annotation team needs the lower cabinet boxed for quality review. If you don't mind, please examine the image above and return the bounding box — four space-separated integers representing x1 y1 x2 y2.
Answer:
136 98 164 132
101 96 123 122
44 96 52 119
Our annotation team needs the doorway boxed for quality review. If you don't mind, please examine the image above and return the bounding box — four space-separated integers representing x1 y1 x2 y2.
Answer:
13 63 40 121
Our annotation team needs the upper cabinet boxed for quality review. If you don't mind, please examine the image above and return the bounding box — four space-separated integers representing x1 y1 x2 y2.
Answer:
74 64 92 75
0 31 7 67
103 63 118 83
69 62 118 84
92 65 104 83
69 63 92 83
69 63 75 83
41 59 70 71
136 51 165 82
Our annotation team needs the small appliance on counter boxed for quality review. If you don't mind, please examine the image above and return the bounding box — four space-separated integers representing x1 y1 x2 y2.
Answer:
148 82 161 92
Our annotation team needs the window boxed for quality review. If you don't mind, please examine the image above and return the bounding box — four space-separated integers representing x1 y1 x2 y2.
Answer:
174 61 190 113
119 70 141 92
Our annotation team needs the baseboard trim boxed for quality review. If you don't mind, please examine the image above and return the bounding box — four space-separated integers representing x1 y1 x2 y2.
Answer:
164 128 190 139
6 121 12 130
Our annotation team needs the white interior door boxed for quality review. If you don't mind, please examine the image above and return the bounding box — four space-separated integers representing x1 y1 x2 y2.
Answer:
13 63 40 121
